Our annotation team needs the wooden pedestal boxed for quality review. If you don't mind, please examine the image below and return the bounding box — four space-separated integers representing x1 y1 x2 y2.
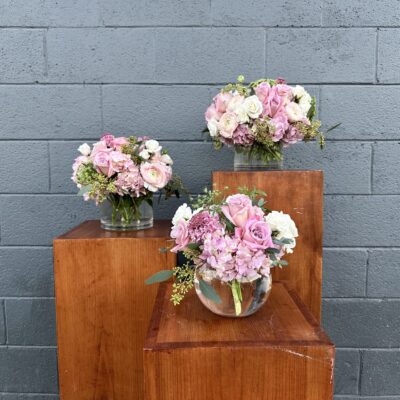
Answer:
144 283 334 400
54 220 175 400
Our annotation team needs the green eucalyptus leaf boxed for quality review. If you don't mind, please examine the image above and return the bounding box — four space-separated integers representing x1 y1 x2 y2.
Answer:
145 270 173 285
199 279 222 304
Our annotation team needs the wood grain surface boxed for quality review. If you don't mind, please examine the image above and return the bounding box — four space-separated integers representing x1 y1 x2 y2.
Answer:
54 220 175 400
212 170 323 321
144 282 334 400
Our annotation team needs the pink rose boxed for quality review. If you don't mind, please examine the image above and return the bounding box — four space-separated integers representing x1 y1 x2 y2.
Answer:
217 112 239 139
263 87 285 118
255 82 271 103
242 218 274 250
91 140 111 157
270 113 289 142
275 84 293 104
205 104 221 122
93 151 113 177
101 133 115 147
214 92 232 113
171 220 189 253
112 136 129 150
221 194 253 228
140 162 172 192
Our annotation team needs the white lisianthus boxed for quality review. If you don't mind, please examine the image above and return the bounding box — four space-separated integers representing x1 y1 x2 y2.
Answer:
160 154 173 165
139 149 150 160
292 85 306 99
78 143 91 156
285 102 304 122
298 92 312 115
172 203 193 226
243 95 263 119
265 211 298 253
235 104 250 124
145 139 162 153
207 119 219 137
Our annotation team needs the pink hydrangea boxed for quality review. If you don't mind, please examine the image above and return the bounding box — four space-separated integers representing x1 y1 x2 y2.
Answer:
115 166 145 197
270 113 289 142
282 126 304 146
188 211 223 242
232 125 255 146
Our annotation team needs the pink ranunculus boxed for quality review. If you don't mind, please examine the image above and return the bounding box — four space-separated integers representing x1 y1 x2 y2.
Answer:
101 133 115 147
218 112 239 139
109 151 133 173
221 194 253 228
171 220 190 252
205 104 221 122
242 218 274 250
112 136 129 150
270 113 289 142
140 162 172 192
254 82 271 103
93 151 114 177
214 92 233 113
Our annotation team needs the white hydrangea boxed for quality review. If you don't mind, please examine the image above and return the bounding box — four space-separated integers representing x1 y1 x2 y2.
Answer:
78 143 91 156
172 203 193 226
265 211 299 254
292 85 306 99
298 92 312 115
145 139 162 153
139 149 150 160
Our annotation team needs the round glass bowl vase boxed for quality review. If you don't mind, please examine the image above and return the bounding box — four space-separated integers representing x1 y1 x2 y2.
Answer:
99 195 153 231
194 268 272 318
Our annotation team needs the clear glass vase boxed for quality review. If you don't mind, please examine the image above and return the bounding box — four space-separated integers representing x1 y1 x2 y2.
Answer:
194 268 272 318
99 194 153 231
234 148 283 171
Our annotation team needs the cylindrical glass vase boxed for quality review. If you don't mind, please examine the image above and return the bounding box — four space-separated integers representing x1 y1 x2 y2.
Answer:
233 148 283 171
194 268 272 318
99 194 153 231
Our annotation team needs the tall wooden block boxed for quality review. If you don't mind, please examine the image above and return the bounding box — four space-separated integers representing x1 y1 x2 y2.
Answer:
54 220 175 400
144 283 334 400
213 170 323 321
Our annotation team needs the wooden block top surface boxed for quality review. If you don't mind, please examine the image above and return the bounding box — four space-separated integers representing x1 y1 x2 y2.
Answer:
145 281 333 350
55 219 171 240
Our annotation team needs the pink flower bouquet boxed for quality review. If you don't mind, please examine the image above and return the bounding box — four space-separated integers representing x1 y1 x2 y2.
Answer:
205 76 336 165
72 133 183 230
146 188 298 317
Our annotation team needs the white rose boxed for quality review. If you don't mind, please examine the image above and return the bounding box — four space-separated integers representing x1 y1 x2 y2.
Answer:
145 139 162 153
285 102 304 122
78 143 91 156
292 85 306 99
298 93 312 115
265 211 298 254
235 105 250 124
207 119 219 137
172 203 193 226
161 154 173 165
139 149 150 160
243 95 263 119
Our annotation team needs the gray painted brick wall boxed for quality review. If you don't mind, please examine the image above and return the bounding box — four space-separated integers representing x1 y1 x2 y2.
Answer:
0 0 398 397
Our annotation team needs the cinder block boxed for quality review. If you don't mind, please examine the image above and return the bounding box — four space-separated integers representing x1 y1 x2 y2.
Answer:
212 0 322 26
378 29 400 83
323 0 400 26
102 85 212 140
0 0 101 27
0 348 58 393
324 195 400 246
267 28 376 83
0 301 5 345
0 30 45 83
323 299 400 347
6 299 56 346
0 142 49 193
368 250 400 297
100 0 210 26
373 142 400 193
155 28 265 83
0 85 102 139
320 86 400 139
0 248 54 297
323 249 368 297
46 28 156 83
334 349 360 394
361 350 400 395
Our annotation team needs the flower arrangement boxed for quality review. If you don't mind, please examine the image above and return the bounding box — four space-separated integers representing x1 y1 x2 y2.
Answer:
72 133 183 230
147 188 298 316
204 76 336 164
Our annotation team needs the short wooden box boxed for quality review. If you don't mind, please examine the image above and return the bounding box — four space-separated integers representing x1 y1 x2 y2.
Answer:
144 282 334 400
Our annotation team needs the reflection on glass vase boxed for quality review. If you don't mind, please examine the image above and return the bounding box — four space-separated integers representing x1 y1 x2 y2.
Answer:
99 194 153 231
194 267 272 318
233 147 283 171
